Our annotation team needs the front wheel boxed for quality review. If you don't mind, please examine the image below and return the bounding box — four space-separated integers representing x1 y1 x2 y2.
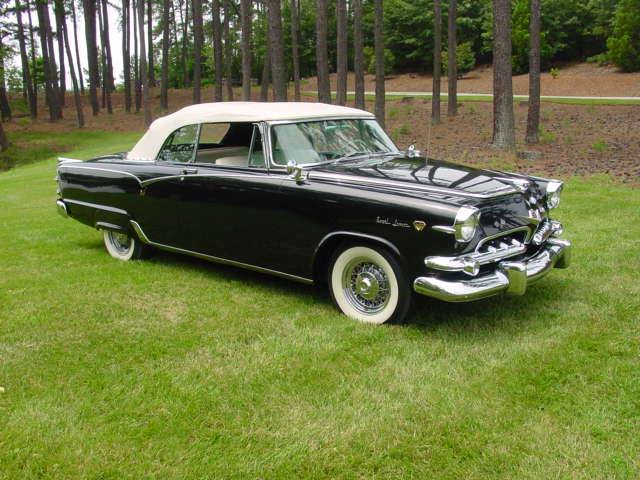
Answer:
103 230 147 261
329 244 411 324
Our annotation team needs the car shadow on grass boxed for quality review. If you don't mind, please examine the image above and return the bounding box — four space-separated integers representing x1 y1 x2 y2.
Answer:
83 237 570 334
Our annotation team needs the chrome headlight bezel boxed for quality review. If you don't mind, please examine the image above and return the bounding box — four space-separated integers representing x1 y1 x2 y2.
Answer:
454 206 481 243
546 181 563 210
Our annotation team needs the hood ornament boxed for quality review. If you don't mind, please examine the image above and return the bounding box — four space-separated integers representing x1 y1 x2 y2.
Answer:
406 145 421 158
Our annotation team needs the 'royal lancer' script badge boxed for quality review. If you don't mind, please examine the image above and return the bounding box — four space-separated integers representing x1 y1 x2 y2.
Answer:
412 220 427 232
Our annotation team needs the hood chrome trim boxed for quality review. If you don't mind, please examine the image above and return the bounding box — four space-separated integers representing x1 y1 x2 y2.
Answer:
309 171 518 199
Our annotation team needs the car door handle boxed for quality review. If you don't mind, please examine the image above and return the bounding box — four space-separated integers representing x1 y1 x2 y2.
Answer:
182 168 198 175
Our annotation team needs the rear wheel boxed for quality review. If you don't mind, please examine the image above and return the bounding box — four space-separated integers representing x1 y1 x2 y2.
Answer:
329 244 411 324
103 230 146 261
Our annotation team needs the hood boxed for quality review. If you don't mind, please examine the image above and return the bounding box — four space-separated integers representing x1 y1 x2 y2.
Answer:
308 155 523 203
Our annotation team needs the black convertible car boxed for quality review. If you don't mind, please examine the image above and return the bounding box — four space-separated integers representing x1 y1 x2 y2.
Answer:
56 102 571 324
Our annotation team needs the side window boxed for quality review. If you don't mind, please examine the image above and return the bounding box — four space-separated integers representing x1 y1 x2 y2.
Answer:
157 124 199 163
199 123 230 148
248 125 266 168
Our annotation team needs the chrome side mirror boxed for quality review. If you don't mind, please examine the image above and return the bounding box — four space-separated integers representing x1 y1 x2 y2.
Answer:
286 159 308 184
406 145 421 158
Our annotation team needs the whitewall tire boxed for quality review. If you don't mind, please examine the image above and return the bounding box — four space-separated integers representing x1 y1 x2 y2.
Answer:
103 230 145 261
329 244 411 324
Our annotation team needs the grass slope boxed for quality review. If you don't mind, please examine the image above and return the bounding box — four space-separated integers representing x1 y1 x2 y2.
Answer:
0 136 638 479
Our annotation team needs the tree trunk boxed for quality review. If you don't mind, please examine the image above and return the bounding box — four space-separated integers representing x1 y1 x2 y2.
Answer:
0 121 9 151
289 0 300 101
223 0 234 100
97 1 106 107
432 0 441 124
192 0 203 103
182 0 190 87
133 0 141 111
212 0 223 100
15 0 37 119
101 0 113 113
160 0 170 109
373 0 384 127
353 0 364 109
0 57 12 121
268 0 287 101
335 0 347 105
447 0 457 116
137 0 151 125
26 0 38 113
37 0 62 120
71 0 84 93
240 0 252 100
83 0 100 115
260 19 271 101
491 0 516 150
61 6 85 127
315 0 330 103
54 0 65 105
147 0 155 86
123 0 132 112
526 0 541 144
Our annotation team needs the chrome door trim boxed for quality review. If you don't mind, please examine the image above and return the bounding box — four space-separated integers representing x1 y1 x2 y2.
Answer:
130 220 314 285
139 171 274 188
308 171 518 199
63 198 129 216
57 165 143 185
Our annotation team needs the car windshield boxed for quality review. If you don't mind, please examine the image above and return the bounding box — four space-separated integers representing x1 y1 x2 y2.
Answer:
270 119 398 166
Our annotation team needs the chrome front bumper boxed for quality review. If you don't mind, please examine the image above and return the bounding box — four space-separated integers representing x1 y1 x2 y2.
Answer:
413 238 571 302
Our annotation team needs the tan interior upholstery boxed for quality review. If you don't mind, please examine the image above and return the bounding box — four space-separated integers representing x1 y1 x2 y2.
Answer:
196 146 249 165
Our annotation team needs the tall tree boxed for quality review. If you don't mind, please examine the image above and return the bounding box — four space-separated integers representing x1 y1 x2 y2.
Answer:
353 0 364 109
240 0 251 100
136 0 151 125
26 0 38 113
179 0 188 86
315 0 330 103
526 0 541 144
61 4 85 127
447 0 457 116
160 0 169 108
491 0 516 150
192 0 203 103
122 0 132 111
133 0 141 111
53 0 65 104
36 0 62 120
15 0 36 118
71 0 84 93
223 0 233 100
373 0 384 126
83 0 100 114
212 0 223 100
0 121 8 151
260 19 271 101
335 0 347 105
100 0 113 113
289 0 300 101
147 0 154 86
268 0 286 101
97 0 106 107
432 0 441 124
0 56 12 121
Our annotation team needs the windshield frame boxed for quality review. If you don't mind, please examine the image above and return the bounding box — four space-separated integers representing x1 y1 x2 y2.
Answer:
265 117 399 169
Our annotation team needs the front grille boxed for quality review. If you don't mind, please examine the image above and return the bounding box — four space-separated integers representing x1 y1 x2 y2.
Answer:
476 228 530 254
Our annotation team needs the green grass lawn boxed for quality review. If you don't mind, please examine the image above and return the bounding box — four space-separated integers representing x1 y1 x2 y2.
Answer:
1 135 639 479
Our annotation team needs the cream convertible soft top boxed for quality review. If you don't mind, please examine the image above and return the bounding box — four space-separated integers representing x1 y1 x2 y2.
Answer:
127 102 375 161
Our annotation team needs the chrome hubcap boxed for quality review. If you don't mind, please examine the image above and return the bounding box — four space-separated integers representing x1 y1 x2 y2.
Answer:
342 259 390 314
108 231 133 254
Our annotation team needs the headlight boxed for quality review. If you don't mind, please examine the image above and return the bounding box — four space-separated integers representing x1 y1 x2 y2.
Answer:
546 181 563 209
454 206 480 243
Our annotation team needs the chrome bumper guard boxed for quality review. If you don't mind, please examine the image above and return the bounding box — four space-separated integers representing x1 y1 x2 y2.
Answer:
56 199 68 218
413 238 571 302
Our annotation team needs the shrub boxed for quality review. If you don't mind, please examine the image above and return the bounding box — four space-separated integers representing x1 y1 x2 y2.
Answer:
363 46 395 75
587 53 610 66
607 0 640 72
442 42 476 77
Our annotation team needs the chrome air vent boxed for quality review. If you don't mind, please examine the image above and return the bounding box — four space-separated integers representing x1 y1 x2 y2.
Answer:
475 227 531 254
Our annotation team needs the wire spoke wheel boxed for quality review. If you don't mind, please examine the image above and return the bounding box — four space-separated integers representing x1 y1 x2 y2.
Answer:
342 258 391 314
